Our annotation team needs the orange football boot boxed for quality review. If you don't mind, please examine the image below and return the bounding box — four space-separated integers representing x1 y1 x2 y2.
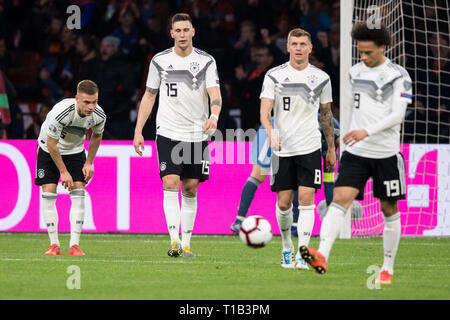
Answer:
68 244 85 256
44 244 61 255
299 246 327 274
376 270 393 284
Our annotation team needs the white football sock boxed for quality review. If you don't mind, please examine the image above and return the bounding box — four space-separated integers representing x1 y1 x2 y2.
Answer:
163 189 181 244
297 205 315 249
42 192 59 246
69 189 85 247
276 203 294 251
181 193 197 248
318 202 347 261
381 212 401 275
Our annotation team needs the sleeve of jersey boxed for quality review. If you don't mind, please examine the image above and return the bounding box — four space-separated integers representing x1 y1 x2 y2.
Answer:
259 74 275 100
320 77 333 104
46 116 64 140
205 59 220 88
146 59 161 90
92 116 106 135
365 76 412 136
397 73 413 103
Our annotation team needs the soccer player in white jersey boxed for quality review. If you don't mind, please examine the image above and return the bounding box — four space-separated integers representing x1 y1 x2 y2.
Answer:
35 80 106 256
300 23 413 284
133 13 222 258
260 28 336 270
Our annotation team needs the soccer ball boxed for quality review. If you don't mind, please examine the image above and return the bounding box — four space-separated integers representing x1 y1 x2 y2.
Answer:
239 215 272 248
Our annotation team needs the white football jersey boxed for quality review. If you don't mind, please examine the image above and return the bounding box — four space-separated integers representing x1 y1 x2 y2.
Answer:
346 58 413 158
38 98 106 155
260 63 333 157
146 47 220 142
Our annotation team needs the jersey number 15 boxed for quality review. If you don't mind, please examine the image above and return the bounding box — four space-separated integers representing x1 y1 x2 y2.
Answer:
166 83 177 97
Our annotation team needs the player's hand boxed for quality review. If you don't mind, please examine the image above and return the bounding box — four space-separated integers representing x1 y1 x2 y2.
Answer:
325 148 336 172
269 131 281 151
60 171 74 190
133 133 145 156
203 117 218 136
82 162 94 183
343 129 368 146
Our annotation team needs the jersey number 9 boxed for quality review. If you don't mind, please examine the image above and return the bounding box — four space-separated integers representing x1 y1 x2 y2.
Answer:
354 93 361 109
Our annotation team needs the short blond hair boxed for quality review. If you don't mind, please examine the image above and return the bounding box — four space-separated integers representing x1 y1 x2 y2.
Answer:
287 28 312 43
77 80 98 95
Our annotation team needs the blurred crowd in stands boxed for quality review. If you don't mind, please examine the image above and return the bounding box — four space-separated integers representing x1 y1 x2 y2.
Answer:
0 0 447 143
0 0 341 140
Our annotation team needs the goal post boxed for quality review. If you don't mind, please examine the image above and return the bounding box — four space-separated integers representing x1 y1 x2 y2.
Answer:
338 0 354 239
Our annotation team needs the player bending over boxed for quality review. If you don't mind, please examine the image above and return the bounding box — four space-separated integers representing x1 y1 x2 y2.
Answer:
36 80 106 255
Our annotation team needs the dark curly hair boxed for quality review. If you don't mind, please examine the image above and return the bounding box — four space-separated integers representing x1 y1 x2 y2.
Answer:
351 22 391 47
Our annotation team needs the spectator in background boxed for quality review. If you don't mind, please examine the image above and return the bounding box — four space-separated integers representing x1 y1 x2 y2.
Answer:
233 0 274 30
330 1 340 25
25 102 50 139
138 14 170 54
234 43 274 131
0 31 23 73
268 13 293 56
298 0 331 40
71 34 99 95
314 24 340 116
183 0 235 74
38 14 66 104
405 32 450 143
59 26 78 96
428 32 450 143
0 69 23 139
230 20 258 71
93 36 135 139
110 6 141 56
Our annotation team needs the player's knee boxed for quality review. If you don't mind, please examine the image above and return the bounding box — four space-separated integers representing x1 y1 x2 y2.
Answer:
181 181 199 197
277 199 292 212
181 186 197 197
162 176 180 190
297 189 315 206
332 190 353 209
250 165 268 182
381 200 398 217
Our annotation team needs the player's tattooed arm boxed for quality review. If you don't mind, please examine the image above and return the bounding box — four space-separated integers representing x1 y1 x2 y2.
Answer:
146 87 158 95
210 99 222 108
207 86 222 120
320 103 335 150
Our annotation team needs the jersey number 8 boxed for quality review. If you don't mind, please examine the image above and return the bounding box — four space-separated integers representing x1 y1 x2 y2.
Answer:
283 97 291 111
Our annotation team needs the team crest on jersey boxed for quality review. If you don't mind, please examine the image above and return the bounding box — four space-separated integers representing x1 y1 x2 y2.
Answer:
403 80 412 91
190 62 200 74
160 162 167 172
307 75 318 86
48 124 57 134
38 169 45 179
376 73 387 85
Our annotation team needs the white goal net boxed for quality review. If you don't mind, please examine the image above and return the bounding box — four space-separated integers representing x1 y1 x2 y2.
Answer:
340 0 450 237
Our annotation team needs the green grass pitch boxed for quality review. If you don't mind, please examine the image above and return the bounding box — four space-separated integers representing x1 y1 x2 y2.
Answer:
0 233 449 300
